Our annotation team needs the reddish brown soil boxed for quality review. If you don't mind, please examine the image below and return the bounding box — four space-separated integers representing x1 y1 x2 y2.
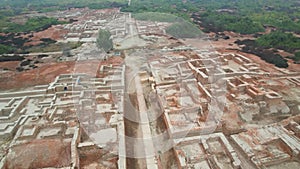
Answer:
208 31 254 50
4 139 71 169
80 147 104 168
33 26 68 41
79 146 118 169
286 60 300 72
276 50 300 72
0 61 75 90
0 56 124 90
210 38 240 50
222 103 244 132
24 26 68 46
0 61 20 71
74 57 123 77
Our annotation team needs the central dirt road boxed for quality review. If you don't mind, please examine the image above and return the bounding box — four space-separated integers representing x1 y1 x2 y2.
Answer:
123 42 159 168
134 75 159 169
123 50 148 167
124 65 147 169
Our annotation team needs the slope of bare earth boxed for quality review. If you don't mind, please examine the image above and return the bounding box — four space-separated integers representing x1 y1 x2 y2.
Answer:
3 139 71 169
24 26 69 46
0 61 19 71
0 61 75 90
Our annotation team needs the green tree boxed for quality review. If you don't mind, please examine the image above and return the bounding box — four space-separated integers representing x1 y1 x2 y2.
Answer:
96 29 113 53
293 52 300 62
0 44 15 54
256 31 300 52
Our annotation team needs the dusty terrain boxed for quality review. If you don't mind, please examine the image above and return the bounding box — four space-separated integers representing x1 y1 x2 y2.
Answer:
24 26 68 46
4 139 71 169
0 61 75 90
0 56 123 90
0 8 299 169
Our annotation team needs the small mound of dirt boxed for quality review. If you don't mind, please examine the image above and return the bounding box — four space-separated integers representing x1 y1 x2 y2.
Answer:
4 139 71 169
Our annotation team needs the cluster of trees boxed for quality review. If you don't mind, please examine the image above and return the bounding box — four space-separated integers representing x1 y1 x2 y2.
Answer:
256 31 300 53
122 0 300 35
250 49 288 68
1 16 66 33
234 31 300 67
0 0 127 11
0 55 24 62
0 0 299 67
193 0 300 34
199 13 264 34
0 34 28 54
0 33 82 55
0 0 126 34
294 52 300 62
236 39 288 68
0 15 70 54
0 44 16 55
251 12 300 34
122 0 192 20
96 29 113 53
287 51 300 63
122 0 181 13
1 0 299 36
